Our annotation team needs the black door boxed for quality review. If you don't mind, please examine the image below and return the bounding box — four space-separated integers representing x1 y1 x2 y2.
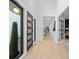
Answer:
34 19 36 42
27 11 33 51
9 0 23 59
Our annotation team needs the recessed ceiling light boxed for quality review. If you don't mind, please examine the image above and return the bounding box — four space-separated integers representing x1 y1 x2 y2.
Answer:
13 8 20 14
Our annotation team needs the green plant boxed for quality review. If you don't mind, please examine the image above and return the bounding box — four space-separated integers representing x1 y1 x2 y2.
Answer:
9 22 19 59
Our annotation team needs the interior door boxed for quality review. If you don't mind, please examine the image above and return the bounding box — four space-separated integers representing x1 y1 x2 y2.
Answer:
9 0 23 59
65 19 69 39
58 18 65 42
61 19 65 39
27 11 33 51
34 19 36 42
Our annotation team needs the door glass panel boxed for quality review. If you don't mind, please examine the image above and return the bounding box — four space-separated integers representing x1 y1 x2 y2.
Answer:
28 40 32 47
9 1 23 59
28 29 32 33
9 10 21 51
28 35 32 40
28 16 32 21
28 22 32 27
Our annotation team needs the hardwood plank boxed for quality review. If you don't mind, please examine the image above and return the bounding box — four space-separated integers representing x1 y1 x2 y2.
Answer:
23 34 69 59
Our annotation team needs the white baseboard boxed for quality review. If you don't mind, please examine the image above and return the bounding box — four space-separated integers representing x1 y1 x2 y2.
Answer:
19 52 27 59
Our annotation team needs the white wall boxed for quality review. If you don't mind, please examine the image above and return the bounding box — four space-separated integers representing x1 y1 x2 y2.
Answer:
56 0 69 17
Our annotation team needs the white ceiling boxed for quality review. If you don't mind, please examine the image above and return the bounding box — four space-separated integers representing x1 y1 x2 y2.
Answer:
17 0 69 26
35 0 57 16
35 0 57 27
34 0 69 26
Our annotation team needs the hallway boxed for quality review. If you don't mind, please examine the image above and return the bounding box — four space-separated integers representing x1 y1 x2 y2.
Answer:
9 0 69 59
24 34 69 59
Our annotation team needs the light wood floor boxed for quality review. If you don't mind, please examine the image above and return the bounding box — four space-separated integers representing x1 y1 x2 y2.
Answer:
23 34 69 59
